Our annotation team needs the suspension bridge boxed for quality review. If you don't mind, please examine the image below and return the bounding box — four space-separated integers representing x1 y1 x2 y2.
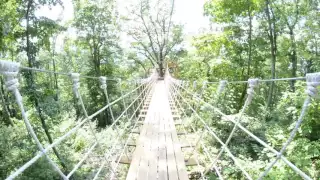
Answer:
0 60 319 180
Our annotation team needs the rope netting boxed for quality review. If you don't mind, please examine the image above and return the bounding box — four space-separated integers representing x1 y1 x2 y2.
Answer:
1 59 319 180
0 60 157 180
166 70 320 180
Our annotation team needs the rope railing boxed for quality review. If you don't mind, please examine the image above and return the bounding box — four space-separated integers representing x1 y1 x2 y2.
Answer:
108 79 157 179
2 58 318 180
167 79 224 180
20 66 120 81
168 78 252 179
69 75 156 179
196 76 307 85
166 79 206 180
92 78 156 179
169 72 319 180
0 60 154 180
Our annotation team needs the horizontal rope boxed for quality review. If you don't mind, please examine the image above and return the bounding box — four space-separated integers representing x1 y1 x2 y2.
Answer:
21 66 124 81
189 76 306 85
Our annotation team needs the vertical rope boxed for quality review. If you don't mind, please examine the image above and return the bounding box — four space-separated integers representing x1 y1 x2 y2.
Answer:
0 61 68 180
207 78 259 174
69 73 117 178
199 81 207 99
193 80 197 90
118 79 129 118
99 76 130 161
186 79 227 162
217 80 228 97
99 76 115 122
258 73 320 179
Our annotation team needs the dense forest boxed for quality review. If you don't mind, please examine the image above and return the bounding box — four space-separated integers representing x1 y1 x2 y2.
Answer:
0 0 319 179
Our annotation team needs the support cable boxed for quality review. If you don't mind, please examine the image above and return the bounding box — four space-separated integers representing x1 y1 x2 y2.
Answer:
21 66 119 81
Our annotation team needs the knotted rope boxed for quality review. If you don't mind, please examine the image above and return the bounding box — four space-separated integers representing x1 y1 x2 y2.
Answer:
0 60 67 180
258 73 320 180
217 80 227 96
70 73 80 98
210 78 259 174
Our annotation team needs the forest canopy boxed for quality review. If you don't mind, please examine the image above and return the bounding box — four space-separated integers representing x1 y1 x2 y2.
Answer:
0 0 319 179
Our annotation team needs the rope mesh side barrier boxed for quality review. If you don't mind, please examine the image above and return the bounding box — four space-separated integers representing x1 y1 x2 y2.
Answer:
67 73 119 178
169 80 225 180
166 78 206 180
173 79 313 179
0 60 152 179
169 77 252 180
211 78 259 171
1 58 318 180
92 77 156 179
170 73 316 180
108 79 157 179
0 61 68 180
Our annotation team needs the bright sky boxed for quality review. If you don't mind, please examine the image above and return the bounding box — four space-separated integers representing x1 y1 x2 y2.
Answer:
35 0 210 49
173 0 210 35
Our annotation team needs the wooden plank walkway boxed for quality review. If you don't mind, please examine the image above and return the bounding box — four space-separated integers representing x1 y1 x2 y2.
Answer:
126 80 189 180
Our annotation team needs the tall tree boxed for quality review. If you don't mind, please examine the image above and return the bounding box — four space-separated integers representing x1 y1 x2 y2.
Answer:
22 0 68 171
128 0 183 77
73 0 120 127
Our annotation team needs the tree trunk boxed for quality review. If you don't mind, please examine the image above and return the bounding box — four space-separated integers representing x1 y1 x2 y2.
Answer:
247 4 253 78
52 36 59 101
25 0 68 172
159 61 164 77
289 28 297 92
0 79 13 126
265 0 277 108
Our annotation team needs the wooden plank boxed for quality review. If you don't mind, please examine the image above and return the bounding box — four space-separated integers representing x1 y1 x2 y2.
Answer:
171 125 189 179
127 81 189 180
166 123 179 180
119 156 131 164
185 157 199 166
148 130 159 179
137 119 152 179
158 121 168 180
126 115 150 180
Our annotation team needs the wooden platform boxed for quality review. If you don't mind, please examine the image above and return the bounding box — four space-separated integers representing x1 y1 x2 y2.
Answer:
126 80 189 180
